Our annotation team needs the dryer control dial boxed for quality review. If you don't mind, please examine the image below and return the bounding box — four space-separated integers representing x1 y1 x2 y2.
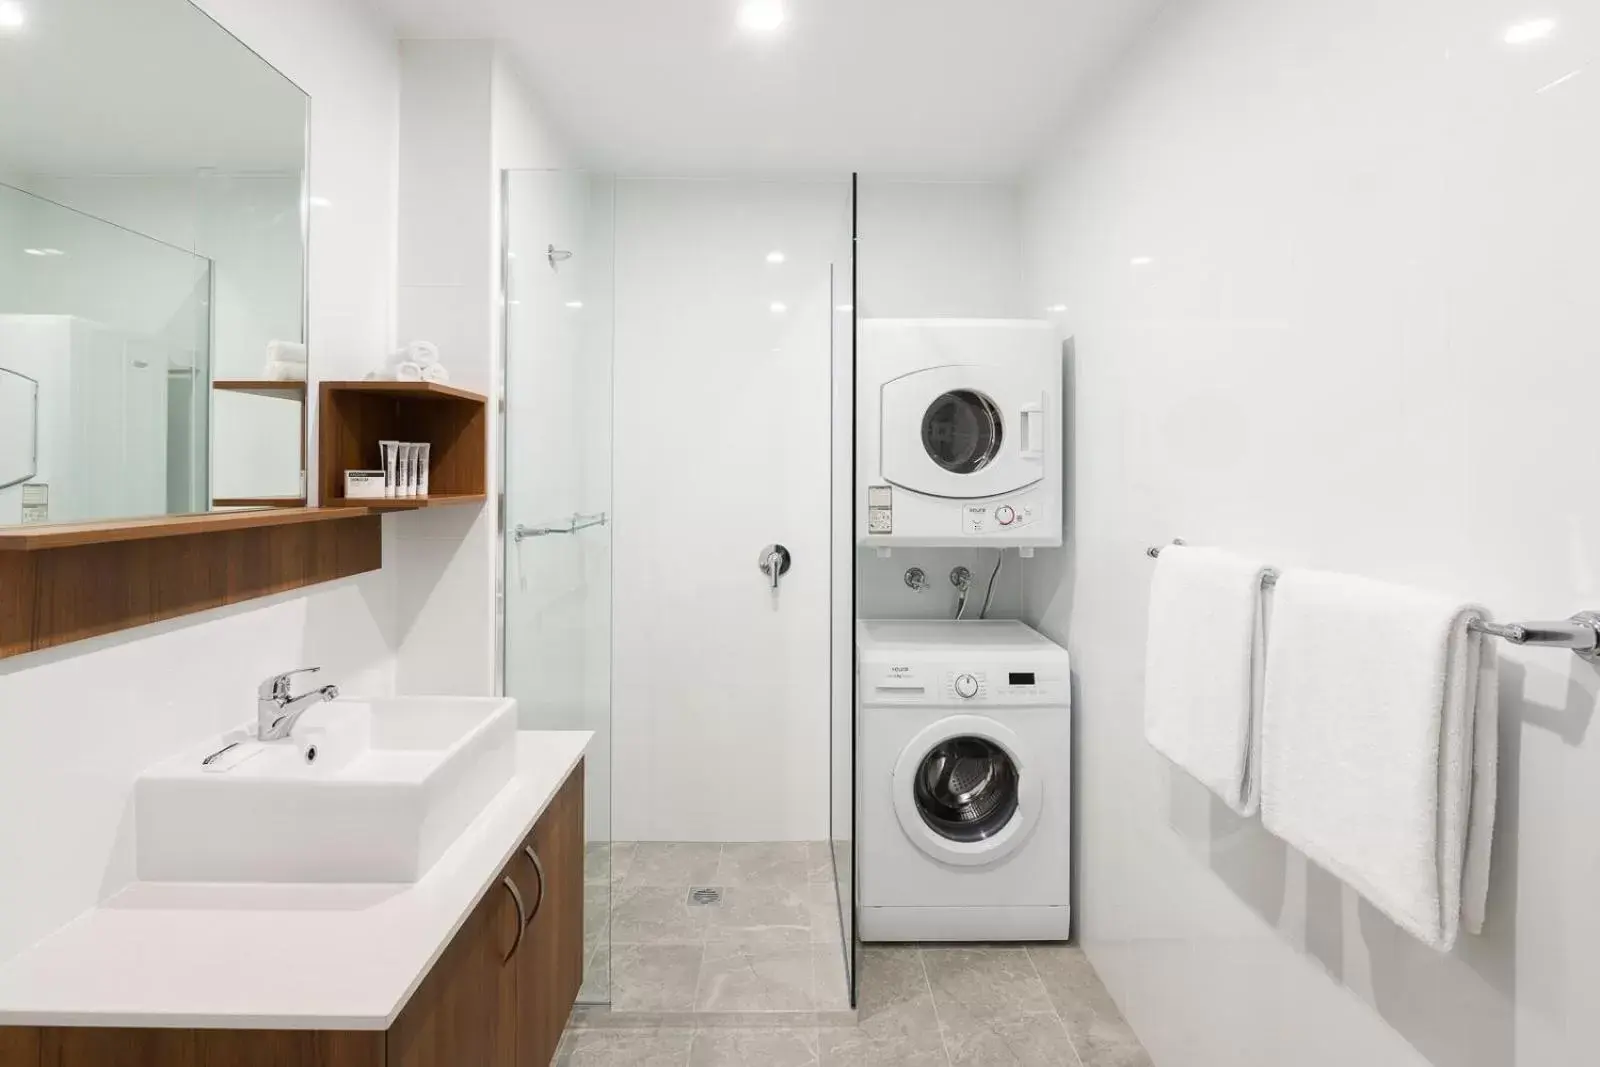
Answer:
954 673 980 699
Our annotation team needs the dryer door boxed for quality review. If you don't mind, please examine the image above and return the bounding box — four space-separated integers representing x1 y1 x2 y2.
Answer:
892 714 1043 867
880 365 1046 499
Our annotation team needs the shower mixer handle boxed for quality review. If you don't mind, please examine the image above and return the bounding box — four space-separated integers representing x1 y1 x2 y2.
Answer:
759 544 792 590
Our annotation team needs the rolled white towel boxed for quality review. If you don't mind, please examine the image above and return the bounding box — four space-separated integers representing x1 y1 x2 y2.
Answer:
262 359 307 382
267 340 307 364
392 361 424 382
421 363 451 385
389 340 439 367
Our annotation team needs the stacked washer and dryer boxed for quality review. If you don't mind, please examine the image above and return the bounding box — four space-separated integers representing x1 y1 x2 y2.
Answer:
855 319 1072 942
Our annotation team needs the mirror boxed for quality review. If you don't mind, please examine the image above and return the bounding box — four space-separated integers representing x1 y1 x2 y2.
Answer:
0 0 308 526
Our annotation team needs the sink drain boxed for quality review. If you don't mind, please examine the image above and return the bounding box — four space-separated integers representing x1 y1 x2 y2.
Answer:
688 887 723 906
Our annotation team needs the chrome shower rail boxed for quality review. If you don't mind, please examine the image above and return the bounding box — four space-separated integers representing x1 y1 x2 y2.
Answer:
1145 540 1600 659
513 512 608 543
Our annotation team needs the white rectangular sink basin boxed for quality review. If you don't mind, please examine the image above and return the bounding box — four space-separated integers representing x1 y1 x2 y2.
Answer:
135 696 517 883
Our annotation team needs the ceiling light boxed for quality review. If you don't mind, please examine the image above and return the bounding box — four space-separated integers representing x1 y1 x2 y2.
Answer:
770 301 788 314
766 250 786 264
1130 256 1154 266
565 301 584 309
307 196 332 208
23 247 63 256
738 1 785 34
1505 18 1556 44
1046 304 1067 312
0 2 25 30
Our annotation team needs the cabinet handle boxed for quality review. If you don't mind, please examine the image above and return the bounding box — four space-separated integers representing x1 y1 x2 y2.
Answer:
501 876 527 961
522 845 547 927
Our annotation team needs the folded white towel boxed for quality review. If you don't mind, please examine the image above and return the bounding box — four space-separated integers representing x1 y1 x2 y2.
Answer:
262 359 307 382
390 340 439 368
1260 570 1498 951
421 362 451 385
1144 545 1273 815
392 361 423 382
266 339 307 364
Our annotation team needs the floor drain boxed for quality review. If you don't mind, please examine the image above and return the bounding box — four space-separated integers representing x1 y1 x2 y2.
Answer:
688 887 723 906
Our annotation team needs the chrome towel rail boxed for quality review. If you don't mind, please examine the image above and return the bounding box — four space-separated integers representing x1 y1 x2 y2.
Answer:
1145 540 1600 659
513 512 608 543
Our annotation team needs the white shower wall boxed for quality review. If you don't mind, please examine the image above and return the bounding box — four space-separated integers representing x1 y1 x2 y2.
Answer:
854 178 1032 621
1022 1 1600 1065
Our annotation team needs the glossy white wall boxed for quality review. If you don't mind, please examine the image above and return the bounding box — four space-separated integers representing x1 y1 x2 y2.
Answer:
390 40 573 698
0 0 402 963
855 179 1029 622
1022 1 1600 1064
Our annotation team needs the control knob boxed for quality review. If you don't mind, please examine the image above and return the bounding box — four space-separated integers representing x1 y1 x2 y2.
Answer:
954 673 980 699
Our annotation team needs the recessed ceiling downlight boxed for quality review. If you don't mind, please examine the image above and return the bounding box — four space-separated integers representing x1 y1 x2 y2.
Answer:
0 2 24 31
738 1 785 34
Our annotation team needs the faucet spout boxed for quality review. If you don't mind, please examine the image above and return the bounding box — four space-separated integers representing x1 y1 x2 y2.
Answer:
256 667 341 741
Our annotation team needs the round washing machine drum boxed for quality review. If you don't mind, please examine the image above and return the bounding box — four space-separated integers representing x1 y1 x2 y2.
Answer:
892 715 1043 867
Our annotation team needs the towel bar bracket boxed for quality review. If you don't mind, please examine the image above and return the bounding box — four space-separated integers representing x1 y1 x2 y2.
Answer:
1144 541 1600 660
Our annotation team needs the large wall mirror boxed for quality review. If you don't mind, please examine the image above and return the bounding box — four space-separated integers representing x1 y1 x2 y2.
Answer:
0 0 308 526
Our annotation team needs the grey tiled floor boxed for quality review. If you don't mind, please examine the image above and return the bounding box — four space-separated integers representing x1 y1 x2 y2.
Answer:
560 939 1154 1066
583 842 850 1015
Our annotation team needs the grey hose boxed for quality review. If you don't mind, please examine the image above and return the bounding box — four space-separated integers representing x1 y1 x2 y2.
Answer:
978 551 1004 619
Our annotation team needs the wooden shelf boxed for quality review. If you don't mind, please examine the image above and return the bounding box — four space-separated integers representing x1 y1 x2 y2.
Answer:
0 505 376 552
212 379 308 399
325 493 487 511
213 496 309 509
318 381 488 510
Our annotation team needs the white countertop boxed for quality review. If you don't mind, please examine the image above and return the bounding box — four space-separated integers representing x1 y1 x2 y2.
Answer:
0 731 591 1031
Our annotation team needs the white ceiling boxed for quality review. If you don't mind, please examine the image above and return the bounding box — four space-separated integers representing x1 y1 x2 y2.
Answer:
368 0 1164 177
0 0 305 175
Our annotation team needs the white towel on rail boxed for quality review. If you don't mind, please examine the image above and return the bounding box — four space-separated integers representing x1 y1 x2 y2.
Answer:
1143 545 1273 816
1260 569 1498 952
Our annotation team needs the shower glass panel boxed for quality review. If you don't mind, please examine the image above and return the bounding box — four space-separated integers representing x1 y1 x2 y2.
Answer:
501 170 615 1004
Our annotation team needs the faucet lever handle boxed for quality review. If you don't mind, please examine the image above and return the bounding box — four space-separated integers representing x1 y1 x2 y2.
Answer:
259 666 322 700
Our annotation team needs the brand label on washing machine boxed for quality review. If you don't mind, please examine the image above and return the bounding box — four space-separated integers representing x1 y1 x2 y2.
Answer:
963 501 1037 535
867 485 893 534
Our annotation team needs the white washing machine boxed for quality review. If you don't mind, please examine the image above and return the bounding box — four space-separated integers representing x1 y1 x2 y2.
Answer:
857 619 1071 942
857 318 1063 550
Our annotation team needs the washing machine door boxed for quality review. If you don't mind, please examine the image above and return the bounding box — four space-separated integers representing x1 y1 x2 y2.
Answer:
880 365 1046 499
892 715 1042 867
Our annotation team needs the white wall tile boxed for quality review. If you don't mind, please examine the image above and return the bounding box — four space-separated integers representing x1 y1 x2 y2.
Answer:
1021 1 1600 1064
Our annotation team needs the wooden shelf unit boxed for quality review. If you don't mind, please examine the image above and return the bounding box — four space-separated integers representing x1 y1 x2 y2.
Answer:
318 382 488 510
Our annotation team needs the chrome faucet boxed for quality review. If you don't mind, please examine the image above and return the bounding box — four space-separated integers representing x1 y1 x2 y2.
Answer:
256 667 340 741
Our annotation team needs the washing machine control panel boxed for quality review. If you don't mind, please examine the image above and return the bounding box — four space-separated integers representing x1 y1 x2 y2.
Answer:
930 666 1069 705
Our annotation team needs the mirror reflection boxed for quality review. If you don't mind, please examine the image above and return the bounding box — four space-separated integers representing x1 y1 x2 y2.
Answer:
0 0 308 526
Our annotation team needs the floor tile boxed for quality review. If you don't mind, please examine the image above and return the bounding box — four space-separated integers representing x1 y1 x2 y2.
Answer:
611 842 637 885
579 945 611 1003
807 882 844 943
611 886 711 944
806 841 836 885
688 1028 819 1067
556 1028 694 1066
704 884 813 945
921 946 1054 1020
939 1009 1082 1067
611 943 704 1013
812 943 851 1011
696 941 816 1011
622 842 722 889
717 843 813 888
1026 946 1151 1067
586 843 613 886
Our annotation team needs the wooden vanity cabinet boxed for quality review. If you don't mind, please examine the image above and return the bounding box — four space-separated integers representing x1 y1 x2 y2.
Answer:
0 760 586 1067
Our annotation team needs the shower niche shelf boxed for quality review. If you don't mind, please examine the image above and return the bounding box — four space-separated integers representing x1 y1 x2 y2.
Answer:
317 381 488 511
